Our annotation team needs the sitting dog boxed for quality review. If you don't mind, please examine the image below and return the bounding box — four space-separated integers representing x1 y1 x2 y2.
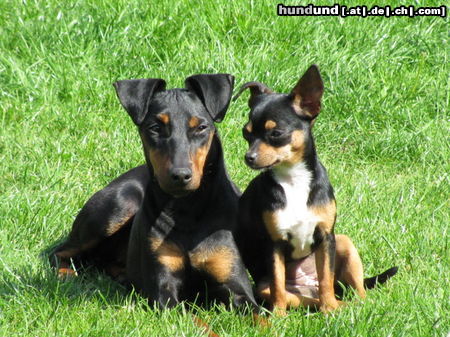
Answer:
233 65 397 315
51 74 259 315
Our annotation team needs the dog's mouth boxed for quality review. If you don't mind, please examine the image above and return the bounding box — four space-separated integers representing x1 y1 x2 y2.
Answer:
158 180 201 198
247 160 280 171
170 189 195 198
159 185 196 198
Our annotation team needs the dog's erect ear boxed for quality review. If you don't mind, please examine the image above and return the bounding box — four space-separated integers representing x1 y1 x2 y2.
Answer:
233 82 274 108
290 65 324 120
113 78 166 125
185 74 234 123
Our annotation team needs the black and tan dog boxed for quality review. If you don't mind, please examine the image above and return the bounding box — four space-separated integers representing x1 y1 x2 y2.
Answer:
51 74 259 317
234 65 397 315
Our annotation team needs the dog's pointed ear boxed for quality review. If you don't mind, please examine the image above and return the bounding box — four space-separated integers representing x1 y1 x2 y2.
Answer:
185 74 234 123
290 65 324 120
233 82 274 108
113 78 166 125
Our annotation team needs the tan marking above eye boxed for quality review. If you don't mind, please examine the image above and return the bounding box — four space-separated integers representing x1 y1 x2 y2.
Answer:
150 237 185 272
157 113 170 124
265 120 277 130
189 246 235 283
245 122 253 133
189 116 200 128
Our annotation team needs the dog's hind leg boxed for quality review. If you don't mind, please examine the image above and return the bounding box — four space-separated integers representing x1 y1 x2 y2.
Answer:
334 234 366 298
51 202 136 278
50 166 148 278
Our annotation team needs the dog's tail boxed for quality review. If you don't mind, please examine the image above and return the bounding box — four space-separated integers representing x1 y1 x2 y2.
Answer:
364 266 398 289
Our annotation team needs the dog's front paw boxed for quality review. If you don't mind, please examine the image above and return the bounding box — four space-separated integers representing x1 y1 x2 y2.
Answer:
57 267 78 279
272 306 287 317
319 299 345 314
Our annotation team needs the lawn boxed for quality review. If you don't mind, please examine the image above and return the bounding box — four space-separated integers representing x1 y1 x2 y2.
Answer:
0 0 448 336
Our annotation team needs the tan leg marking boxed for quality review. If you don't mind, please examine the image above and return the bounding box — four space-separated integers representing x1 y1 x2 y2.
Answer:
335 234 366 298
55 239 99 259
190 246 235 283
150 238 185 273
270 245 287 316
315 238 340 313
105 209 134 236
310 200 341 312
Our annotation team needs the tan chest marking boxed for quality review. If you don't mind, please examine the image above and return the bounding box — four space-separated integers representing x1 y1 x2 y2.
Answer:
262 210 284 241
310 200 336 232
149 238 185 272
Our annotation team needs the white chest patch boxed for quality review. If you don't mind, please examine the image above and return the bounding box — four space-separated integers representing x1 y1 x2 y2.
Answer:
272 162 319 259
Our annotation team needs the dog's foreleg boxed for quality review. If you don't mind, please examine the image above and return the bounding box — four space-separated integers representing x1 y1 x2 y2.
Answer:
270 242 287 316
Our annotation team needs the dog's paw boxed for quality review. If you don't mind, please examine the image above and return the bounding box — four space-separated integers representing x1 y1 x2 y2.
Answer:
57 267 78 279
252 313 271 327
272 306 287 317
319 299 345 314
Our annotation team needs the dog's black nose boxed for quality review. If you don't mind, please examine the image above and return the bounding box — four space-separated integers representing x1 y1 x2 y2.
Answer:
245 152 257 164
170 168 192 185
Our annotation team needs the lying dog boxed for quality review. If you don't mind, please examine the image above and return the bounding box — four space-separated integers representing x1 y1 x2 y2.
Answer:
51 74 259 316
234 65 397 315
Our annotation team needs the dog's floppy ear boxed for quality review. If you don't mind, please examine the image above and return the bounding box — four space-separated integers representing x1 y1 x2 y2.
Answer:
233 81 274 108
185 74 234 122
290 65 324 120
113 78 166 125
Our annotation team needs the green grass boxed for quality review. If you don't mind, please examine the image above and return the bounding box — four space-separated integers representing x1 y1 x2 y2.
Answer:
0 0 448 336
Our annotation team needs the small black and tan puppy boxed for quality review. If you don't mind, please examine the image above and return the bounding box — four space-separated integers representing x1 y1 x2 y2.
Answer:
234 65 397 315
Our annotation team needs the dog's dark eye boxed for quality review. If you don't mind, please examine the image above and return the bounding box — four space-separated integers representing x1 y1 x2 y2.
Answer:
270 130 282 138
197 124 208 132
149 124 161 134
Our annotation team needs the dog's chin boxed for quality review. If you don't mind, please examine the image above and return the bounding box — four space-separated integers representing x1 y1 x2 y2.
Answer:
160 185 199 198
170 190 194 198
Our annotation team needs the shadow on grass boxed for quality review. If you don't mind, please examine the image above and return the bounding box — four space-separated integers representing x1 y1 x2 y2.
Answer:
0 238 133 308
